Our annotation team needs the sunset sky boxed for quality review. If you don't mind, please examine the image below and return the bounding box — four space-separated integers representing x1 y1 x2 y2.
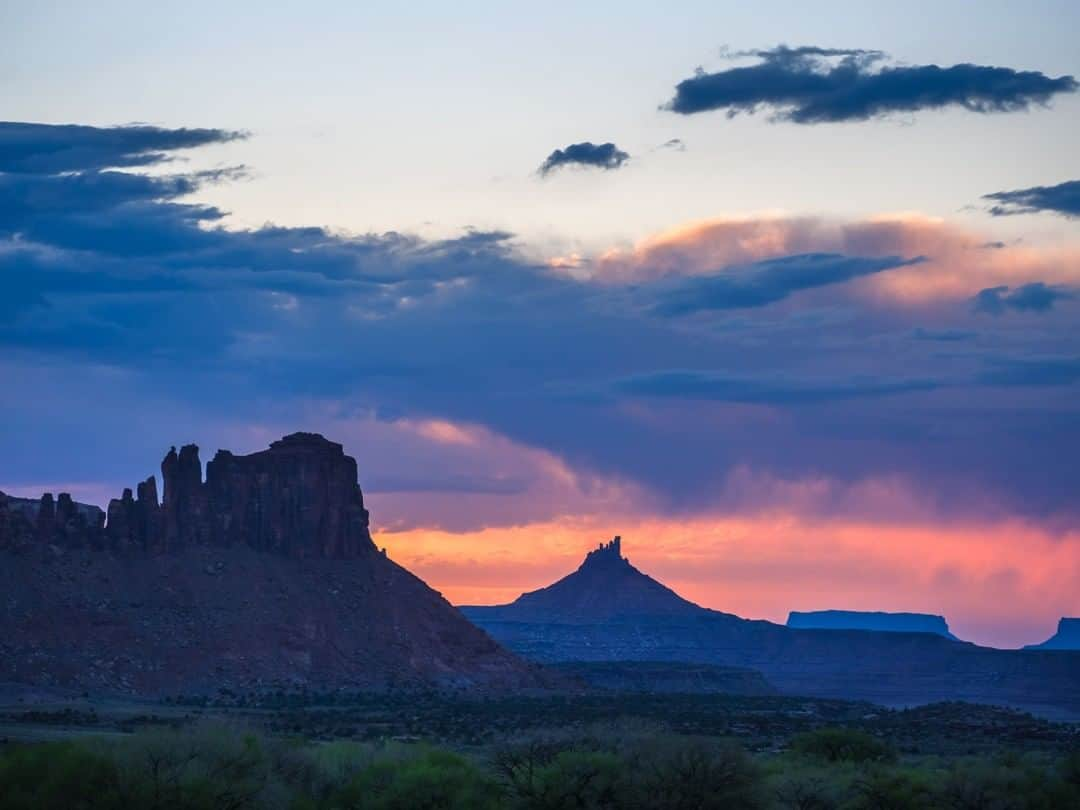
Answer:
3 1 1079 648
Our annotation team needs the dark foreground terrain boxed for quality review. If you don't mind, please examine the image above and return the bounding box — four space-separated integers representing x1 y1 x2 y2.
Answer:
1 690 1078 808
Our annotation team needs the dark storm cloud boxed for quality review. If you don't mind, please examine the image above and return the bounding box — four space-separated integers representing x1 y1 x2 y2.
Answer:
538 142 629 176
654 252 924 315
365 474 529 495
972 282 1074 315
614 370 941 403
983 180 1080 218
911 327 977 342
2 121 1079 526
0 121 244 174
977 356 1080 388
664 46 1078 123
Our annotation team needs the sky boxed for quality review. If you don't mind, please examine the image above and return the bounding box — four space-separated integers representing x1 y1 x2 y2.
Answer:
2 1 1079 648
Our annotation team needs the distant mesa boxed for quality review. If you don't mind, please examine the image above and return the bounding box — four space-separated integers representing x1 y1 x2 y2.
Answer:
786 610 960 641
0 433 548 695
1026 618 1080 650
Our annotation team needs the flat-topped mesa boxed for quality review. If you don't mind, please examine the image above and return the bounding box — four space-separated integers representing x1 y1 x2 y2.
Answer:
1026 618 1080 650
786 610 960 641
2 433 376 559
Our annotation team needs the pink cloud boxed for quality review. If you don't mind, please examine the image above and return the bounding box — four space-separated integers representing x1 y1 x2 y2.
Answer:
579 214 1080 305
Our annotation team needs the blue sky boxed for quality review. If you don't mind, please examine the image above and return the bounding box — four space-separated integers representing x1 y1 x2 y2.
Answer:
2 1 1079 645
5 1 1079 247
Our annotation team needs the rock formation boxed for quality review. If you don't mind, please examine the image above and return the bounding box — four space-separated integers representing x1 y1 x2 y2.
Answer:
1026 618 1080 650
461 538 1080 720
462 536 707 623
2 432 377 559
786 610 960 640
0 434 548 695
0 491 105 551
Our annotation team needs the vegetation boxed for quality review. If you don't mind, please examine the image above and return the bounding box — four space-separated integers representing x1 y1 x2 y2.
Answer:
1 720 1079 809
7 694 1077 768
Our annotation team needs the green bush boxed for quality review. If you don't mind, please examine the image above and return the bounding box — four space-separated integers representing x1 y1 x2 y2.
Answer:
769 765 847 810
849 767 935 810
112 721 275 809
526 749 626 810
624 735 764 810
332 746 502 810
273 738 378 803
789 728 895 764
1 719 1077 810
0 740 122 810
939 753 1080 810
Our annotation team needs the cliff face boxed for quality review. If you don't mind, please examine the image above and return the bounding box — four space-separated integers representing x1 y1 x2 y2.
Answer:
1026 619 1080 650
0 434 548 695
786 610 959 640
1 433 376 559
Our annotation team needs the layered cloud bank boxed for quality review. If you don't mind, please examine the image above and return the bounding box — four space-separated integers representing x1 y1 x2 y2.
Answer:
2 122 1078 647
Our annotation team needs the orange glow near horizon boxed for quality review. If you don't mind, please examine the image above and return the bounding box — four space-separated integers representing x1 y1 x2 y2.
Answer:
375 514 1080 650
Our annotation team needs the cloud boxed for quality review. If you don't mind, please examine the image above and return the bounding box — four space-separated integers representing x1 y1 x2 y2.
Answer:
911 327 976 342
983 180 1080 218
977 356 1080 387
973 282 1074 315
589 214 1080 305
3 121 1080 534
538 141 629 176
652 252 924 315
663 46 1078 123
0 121 244 174
613 370 940 403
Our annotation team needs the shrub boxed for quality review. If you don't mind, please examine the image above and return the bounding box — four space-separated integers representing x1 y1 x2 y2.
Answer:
847 767 934 810
526 749 626 810
332 746 502 810
789 728 895 764
273 738 378 803
112 720 274 809
0 740 122 810
770 768 846 810
625 735 764 810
